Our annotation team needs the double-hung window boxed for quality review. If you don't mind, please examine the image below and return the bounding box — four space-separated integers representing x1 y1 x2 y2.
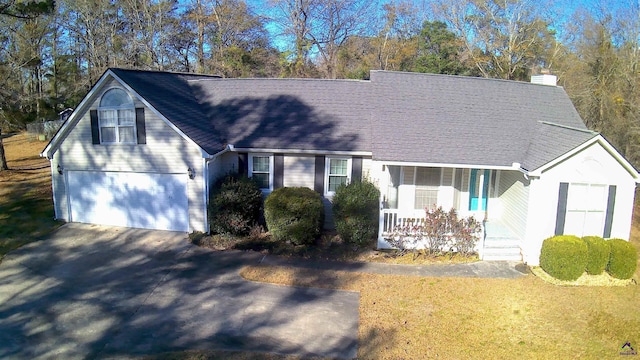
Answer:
325 157 351 195
98 88 136 144
249 154 273 192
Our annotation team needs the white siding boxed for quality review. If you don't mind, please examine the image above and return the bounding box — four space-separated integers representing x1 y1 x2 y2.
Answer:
53 78 207 232
496 170 530 239
283 155 315 189
362 158 373 181
523 142 637 265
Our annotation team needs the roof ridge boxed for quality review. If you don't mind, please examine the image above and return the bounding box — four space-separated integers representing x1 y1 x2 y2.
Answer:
370 70 565 88
110 67 222 79
539 121 598 134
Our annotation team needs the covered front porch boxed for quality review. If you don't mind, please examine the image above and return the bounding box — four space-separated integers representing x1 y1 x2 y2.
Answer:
375 163 527 261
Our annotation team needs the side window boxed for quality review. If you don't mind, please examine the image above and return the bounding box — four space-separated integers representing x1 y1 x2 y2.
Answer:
249 154 273 192
98 88 136 144
325 157 351 196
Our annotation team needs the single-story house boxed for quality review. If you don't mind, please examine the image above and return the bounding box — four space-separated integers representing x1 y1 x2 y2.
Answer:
41 69 639 265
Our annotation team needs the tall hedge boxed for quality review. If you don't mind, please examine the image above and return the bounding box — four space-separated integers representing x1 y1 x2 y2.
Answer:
539 235 587 281
607 239 638 280
264 187 324 245
209 174 263 236
332 180 380 246
582 236 610 275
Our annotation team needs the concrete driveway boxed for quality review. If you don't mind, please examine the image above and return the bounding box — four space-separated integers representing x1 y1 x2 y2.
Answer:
0 224 359 359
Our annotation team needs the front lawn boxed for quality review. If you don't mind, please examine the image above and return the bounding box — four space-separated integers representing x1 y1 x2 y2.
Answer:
0 133 61 258
237 201 640 359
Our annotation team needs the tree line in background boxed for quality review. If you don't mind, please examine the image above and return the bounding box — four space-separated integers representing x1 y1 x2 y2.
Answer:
0 0 639 168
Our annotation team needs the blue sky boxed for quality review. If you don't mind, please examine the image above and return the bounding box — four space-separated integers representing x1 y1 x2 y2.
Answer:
241 0 636 52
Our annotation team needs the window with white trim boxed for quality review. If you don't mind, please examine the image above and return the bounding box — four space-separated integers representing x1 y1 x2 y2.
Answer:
98 88 136 144
413 167 441 210
249 154 273 191
325 157 351 195
564 183 608 237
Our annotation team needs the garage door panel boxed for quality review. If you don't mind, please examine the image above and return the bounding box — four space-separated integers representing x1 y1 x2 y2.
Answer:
68 171 188 231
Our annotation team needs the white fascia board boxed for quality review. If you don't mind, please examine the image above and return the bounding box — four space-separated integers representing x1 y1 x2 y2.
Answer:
529 135 640 182
41 70 115 159
373 160 520 171
108 71 210 158
231 148 372 157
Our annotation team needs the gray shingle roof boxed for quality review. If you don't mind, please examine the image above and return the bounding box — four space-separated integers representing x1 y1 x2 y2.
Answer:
370 71 596 168
110 68 596 170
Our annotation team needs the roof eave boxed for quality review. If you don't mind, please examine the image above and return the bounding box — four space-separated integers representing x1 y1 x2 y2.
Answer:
528 135 640 183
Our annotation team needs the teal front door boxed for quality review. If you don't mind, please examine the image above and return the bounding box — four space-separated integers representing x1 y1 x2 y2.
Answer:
469 169 490 211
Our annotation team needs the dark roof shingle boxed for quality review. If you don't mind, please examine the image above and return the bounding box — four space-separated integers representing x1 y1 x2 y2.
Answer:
110 68 595 170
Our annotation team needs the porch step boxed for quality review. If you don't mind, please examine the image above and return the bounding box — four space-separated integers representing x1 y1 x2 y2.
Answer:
482 221 522 262
482 238 522 262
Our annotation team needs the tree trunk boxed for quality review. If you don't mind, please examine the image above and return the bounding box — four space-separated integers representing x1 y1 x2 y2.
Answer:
0 128 8 171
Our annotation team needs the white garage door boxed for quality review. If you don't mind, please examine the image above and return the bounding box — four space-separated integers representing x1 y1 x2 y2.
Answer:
67 171 189 232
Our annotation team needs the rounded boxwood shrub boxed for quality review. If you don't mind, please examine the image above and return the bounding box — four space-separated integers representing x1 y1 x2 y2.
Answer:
582 236 610 275
607 239 638 280
332 180 380 246
539 235 587 281
209 174 263 236
264 187 324 245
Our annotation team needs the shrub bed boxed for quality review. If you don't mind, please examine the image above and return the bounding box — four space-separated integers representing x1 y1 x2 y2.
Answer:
606 239 637 280
209 174 263 236
582 236 609 275
539 235 587 281
264 187 324 245
332 180 380 246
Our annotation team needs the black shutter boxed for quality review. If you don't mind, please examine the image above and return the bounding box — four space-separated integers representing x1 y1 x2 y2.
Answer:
90 110 100 144
351 156 363 182
135 108 146 144
554 182 569 235
274 154 284 189
603 185 616 238
314 155 325 194
238 153 248 176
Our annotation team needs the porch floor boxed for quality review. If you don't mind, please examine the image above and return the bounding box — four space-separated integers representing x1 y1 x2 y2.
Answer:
482 221 522 262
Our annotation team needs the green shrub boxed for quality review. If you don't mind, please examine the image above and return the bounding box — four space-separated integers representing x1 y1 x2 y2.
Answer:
607 239 638 280
539 235 587 281
209 174 263 236
582 236 610 275
264 187 324 245
332 180 380 246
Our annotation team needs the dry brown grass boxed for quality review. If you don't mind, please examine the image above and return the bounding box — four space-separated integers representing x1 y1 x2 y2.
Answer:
240 204 640 359
0 133 60 257
240 264 640 359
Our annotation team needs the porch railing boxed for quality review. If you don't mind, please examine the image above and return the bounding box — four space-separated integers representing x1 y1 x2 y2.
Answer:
378 208 486 258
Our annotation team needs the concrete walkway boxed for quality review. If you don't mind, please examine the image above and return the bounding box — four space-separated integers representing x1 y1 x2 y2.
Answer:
0 224 359 359
259 255 528 279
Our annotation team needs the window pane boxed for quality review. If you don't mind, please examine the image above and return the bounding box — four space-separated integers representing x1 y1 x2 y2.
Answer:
415 188 438 210
253 173 269 189
567 184 588 211
101 127 116 142
118 126 135 143
586 185 607 211
118 109 135 125
330 159 347 175
583 211 605 236
415 167 440 186
253 156 270 172
100 89 133 107
99 110 117 126
329 175 347 192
